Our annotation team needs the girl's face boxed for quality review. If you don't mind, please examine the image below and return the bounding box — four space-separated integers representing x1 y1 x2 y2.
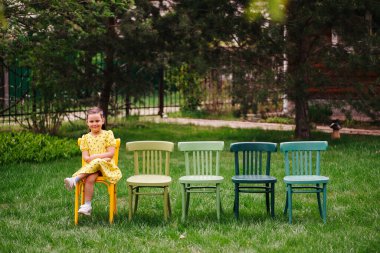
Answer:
87 113 104 134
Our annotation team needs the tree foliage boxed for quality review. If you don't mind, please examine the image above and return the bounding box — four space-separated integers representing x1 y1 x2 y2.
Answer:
280 0 380 138
1 0 162 132
0 3 6 28
1 0 378 137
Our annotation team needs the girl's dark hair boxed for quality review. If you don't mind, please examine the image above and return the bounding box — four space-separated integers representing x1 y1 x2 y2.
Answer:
86 107 104 119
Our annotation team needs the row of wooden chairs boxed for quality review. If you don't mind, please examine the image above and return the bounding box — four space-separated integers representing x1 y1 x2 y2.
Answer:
73 140 329 225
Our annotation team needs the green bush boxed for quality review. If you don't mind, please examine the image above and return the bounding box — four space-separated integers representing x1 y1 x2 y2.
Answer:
0 131 79 164
309 104 333 124
265 116 294 124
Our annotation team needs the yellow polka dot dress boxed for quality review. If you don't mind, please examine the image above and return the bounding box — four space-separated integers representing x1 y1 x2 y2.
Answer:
73 130 122 184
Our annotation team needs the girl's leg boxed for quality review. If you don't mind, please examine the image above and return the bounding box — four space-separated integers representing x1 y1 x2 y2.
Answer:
65 173 88 191
84 172 100 202
77 172 99 215
75 173 88 181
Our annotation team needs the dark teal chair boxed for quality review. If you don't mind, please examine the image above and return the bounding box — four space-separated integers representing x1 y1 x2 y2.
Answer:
280 141 329 224
230 142 277 219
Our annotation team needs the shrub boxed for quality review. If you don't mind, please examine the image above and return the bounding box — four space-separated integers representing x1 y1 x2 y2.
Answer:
265 116 294 124
0 131 79 164
309 104 333 124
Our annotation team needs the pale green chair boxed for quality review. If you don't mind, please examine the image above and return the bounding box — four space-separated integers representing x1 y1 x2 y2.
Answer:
280 141 329 224
178 141 224 221
126 141 174 221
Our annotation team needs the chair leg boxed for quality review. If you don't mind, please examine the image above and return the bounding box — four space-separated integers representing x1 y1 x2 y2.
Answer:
134 187 139 214
287 184 293 224
265 183 270 215
234 183 239 219
168 193 172 217
114 184 117 214
220 197 224 214
185 184 190 216
270 183 275 218
163 186 169 221
323 183 327 223
181 183 186 222
109 184 115 224
216 184 221 221
74 184 80 225
316 184 323 218
80 181 85 205
284 188 288 215
128 184 133 221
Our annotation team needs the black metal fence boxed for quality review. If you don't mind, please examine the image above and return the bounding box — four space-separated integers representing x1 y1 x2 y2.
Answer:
0 62 186 125
0 62 236 126
0 64 33 124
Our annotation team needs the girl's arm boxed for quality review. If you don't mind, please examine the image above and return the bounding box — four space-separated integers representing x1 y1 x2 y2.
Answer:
87 146 115 162
82 150 91 163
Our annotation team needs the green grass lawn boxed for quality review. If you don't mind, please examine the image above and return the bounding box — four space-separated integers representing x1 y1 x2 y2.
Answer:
1 121 379 252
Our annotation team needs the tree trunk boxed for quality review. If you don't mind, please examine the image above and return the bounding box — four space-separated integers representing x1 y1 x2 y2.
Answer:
99 59 112 129
294 94 310 139
99 16 116 129
2 62 9 109
158 67 164 117
287 68 312 139
285 1 314 139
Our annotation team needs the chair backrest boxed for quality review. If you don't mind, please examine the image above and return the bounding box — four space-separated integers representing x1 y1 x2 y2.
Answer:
78 138 121 167
126 141 174 175
178 141 224 176
230 142 277 176
280 141 328 176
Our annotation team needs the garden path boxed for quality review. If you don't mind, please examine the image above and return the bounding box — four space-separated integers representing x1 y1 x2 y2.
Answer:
142 117 380 136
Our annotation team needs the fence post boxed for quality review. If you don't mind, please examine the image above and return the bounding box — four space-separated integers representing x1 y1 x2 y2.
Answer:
125 93 130 116
2 64 9 109
158 67 164 117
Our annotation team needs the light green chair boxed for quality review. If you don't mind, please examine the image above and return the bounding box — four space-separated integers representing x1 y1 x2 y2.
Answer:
126 141 174 221
280 141 329 224
178 141 225 221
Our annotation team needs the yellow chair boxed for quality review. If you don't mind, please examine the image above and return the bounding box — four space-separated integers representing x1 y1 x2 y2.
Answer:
126 141 174 221
74 138 121 225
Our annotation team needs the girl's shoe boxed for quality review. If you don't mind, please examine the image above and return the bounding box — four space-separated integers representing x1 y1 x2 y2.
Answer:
64 177 76 191
78 204 92 216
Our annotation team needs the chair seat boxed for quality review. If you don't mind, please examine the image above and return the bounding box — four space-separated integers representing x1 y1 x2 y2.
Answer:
284 175 329 184
127 175 172 186
232 175 277 183
179 175 224 184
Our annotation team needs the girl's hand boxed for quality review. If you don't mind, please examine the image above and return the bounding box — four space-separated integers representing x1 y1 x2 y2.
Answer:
89 154 98 161
85 155 97 163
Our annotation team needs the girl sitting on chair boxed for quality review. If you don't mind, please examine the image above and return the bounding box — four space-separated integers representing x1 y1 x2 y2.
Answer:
64 107 122 215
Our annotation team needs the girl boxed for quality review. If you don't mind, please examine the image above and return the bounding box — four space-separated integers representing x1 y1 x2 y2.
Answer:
64 107 122 215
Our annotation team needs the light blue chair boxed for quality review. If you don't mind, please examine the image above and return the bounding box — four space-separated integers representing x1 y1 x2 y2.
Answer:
280 141 329 223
